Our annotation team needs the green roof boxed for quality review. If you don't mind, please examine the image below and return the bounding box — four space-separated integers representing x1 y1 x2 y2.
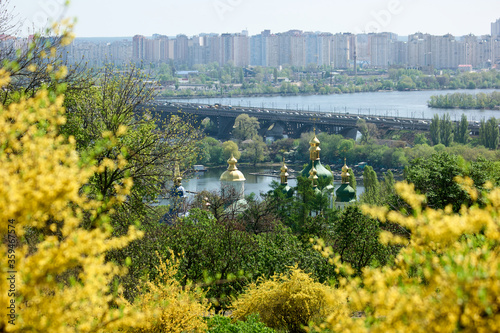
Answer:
335 184 357 203
280 184 294 197
301 160 333 186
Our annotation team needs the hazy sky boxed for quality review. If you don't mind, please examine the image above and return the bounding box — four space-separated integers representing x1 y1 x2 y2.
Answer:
9 0 500 38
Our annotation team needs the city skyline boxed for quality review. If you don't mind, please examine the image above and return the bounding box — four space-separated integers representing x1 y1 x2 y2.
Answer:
9 0 500 38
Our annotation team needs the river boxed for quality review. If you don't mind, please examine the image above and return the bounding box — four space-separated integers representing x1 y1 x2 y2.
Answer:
170 88 500 121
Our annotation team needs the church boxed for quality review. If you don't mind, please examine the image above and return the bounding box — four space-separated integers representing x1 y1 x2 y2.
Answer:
164 131 357 222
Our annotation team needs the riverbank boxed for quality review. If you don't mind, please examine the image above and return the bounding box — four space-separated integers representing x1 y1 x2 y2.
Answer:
162 87 499 101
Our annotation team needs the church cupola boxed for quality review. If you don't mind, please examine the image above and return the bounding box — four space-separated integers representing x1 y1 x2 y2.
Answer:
280 158 294 197
301 130 333 188
220 154 246 201
335 158 357 209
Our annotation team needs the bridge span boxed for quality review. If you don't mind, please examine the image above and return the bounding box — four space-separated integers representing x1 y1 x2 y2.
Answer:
140 102 479 139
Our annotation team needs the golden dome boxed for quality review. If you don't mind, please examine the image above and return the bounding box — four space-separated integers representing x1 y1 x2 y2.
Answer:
280 158 289 185
341 158 350 184
280 159 288 173
309 128 321 145
173 163 182 186
310 135 320 145
220 154 246 182
309 166 319 181
342 158 349 172
280 161 289 177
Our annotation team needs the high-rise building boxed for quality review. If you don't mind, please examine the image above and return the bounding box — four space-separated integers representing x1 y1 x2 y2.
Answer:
332 33 355 69
460 34 479 67
233 33 249 67
175 34 189 64
492 18 500 37
318 33 333 66
304 32 319 66
266 34 280 67
429 34 459 69
389 40 408 66
203 34 221 64
407 33 429 68
355 34 371 64
132 35 146 61
250 34 264 66
493 37 500 67
477 35 492 68
369 33 391 68
290 33 306 67
189 36 205 66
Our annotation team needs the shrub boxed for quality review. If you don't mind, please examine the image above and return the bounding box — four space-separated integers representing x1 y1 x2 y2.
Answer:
206 314 275 333
0 55 144 331
317 180 500 332
231 267 347 333
125 253 211 333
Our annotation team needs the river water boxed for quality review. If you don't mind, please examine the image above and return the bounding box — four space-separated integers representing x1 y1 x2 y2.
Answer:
177 166 365 200
170 88 500 122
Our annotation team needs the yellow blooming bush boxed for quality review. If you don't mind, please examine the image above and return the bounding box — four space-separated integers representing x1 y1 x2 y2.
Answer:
231 266 348 333
124 253 211 333
317 180 500 333
0 67 146 332
0 17 211 333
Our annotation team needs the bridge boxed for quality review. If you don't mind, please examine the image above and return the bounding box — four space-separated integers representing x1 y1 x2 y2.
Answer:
140 101 481 139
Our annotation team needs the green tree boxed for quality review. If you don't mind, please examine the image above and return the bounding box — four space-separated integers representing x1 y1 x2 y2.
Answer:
382 170 395 194
233 114 260 141
396 75 416 91
242 136 268 166
414 133 428 145
479 119 486 146
360 166 380 205
456 114 469 144
440 113 454 147
357 119 370 143
162 208 256 310
222 140 241 160
202 137 224 165
339 139 355 157
196 139 211 165
332 205 393 273
238 67 244 83
480 117 499 149
405 152 470 212
63 66 202 225
348 167 357 191
429 114 441 145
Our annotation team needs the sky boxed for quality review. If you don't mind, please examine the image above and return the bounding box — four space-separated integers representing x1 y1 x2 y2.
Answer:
8 0 500 38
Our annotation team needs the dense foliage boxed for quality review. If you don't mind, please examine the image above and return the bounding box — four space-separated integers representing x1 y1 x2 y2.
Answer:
428 91 500 109
316 180 500 332
158 62 500 98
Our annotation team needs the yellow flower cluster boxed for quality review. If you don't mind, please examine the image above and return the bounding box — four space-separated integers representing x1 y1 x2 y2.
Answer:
0 70 145 332
232 266 348 332
124 253 211 333
317 180 500 332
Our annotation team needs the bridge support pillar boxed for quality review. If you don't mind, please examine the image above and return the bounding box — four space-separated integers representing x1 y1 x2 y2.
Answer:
217 117 234 140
